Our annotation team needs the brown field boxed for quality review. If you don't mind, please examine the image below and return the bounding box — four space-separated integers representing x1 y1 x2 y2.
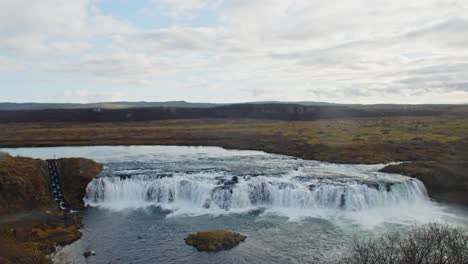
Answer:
1 117 468 163
1 117 468 205
1 116 468 263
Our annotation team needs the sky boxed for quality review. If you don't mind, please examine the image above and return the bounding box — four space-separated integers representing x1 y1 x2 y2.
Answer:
1 0 468 104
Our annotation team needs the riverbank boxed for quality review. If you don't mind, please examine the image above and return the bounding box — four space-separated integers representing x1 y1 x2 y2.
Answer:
0 155 102 264
1 117 467 205
380 161 468 205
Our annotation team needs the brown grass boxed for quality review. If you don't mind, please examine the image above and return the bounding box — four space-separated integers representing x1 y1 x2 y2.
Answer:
185 230 246 251
0 155 52 214
1 117 467 163
0 156 102 263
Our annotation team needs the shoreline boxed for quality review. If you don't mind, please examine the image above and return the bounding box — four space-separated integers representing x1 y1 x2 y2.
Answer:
2 141 467 206
0 142 466 262
1 117 467 262
1 118 467 206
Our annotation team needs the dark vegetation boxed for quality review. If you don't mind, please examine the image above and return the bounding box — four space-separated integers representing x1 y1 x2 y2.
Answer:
0 100 451 111
0 101 220 111
1 103 467 123
339 224 468 264
0 155 102 264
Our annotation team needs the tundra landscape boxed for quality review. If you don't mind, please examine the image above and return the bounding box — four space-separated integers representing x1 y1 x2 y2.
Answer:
2 0 468 263
1 104 468 205
1 103 468 263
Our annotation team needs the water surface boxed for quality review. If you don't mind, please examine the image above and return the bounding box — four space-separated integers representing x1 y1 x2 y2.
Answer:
3 146 468 264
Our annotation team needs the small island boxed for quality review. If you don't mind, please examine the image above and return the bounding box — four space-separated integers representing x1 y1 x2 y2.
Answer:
184 230 247 252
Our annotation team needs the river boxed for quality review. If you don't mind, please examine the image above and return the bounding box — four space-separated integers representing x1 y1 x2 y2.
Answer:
3 146 468 263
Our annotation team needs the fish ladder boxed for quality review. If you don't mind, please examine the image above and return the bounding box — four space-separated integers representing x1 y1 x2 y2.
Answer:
47 160 71 212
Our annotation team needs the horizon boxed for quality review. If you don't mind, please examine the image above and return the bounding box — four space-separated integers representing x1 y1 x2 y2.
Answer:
2 0 468 104
1 100 468 106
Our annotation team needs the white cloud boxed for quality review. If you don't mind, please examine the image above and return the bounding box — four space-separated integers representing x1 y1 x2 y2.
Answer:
147 0 223 18
1 0 468 103
0 0 134 56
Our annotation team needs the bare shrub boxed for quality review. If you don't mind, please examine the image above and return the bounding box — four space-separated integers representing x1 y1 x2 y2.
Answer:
340 224 468 264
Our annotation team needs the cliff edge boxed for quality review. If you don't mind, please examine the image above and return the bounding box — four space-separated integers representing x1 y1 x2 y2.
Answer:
380 161 468 206
0 154 102 264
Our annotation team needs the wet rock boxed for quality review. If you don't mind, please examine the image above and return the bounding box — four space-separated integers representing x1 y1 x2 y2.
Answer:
362 180 380 190
202 198 211 209
156 173 173 179
55 158 103 209
211 186 233 209
118 174 133 180
184 230 247 252
249 182 270 204
277 182 294 189
216 177 238 187
83 250 95 258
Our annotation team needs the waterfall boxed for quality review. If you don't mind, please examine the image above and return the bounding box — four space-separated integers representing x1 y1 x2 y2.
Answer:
84 173 429 213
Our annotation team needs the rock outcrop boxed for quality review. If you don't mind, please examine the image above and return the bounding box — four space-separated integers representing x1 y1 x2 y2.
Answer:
55 158 103 209
185 230 246 252
0 154 102 264
0 155 51 213
380 161 468 206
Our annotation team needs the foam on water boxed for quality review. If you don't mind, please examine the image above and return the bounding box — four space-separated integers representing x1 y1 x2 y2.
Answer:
79 149 448 227
1 145 454 227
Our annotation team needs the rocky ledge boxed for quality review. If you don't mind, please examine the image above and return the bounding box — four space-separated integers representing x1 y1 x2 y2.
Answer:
184 230 247 252
0 154 102 264
380 161 468 206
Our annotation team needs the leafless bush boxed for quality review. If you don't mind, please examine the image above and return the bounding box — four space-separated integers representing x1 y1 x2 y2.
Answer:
340 224 468 264
50 245 75 264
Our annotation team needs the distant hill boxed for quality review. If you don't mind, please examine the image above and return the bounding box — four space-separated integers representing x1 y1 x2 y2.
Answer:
0 101 344 111
4 101 466 112
1 103 467 123
0 101 221 111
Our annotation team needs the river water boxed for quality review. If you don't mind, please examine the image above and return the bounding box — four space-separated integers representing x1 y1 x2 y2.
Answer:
3 146 468 264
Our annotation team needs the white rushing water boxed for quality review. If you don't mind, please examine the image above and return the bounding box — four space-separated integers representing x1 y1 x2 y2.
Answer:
84 171 428 213
2 145 455 226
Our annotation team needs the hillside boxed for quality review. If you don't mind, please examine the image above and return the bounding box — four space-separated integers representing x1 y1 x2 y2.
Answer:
0 154 102 264
0 155 51 214
1 103 467 123
0 101 220 111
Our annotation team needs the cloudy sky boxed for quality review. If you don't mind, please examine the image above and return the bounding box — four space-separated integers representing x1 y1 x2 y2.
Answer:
1 0 468 104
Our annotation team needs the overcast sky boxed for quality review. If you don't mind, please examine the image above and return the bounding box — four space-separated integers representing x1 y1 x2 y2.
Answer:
1 0 468 104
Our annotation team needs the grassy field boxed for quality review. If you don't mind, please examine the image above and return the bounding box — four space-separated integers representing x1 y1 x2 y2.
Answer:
1 117 468 205
1 117 468 163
